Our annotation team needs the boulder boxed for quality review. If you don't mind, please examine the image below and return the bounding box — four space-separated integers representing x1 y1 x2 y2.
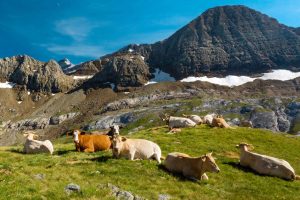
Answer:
250 109 278 131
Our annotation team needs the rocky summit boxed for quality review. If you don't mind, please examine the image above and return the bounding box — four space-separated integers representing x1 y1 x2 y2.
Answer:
118 5 300 79
0 55 75 93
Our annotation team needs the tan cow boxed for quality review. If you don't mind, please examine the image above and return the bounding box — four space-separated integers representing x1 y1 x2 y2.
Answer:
112 136 162 163
164 152 220 181
237 143 300 180
73 130 111 152
211 116 232 128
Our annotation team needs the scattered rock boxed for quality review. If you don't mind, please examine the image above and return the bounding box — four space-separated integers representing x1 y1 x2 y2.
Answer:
49 112 79 125
33 173 45 180
100 183 145 200
158 194 171 200
65 183 81 195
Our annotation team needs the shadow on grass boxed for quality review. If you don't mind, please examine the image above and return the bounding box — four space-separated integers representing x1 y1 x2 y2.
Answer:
6 148 24 154
89 155 112 163
55 149 76 155
224 161 256 173
157 164 205 184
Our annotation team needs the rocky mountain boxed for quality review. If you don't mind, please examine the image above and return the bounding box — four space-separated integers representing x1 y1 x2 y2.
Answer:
118 5 300 79
58 58 75 74
0 55 75 93
71 59 103 75
85 53 151 90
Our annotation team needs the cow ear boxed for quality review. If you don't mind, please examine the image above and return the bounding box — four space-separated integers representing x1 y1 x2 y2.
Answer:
201 156 206 162
121 137 127 142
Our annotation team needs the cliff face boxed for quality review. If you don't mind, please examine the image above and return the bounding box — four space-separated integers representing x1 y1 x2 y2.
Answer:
86 53 151 89
119 6 300 79
0 55 75 92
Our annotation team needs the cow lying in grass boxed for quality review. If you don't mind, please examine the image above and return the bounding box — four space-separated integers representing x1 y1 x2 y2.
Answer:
161 114 196 132
203 113 217 125
23 132 54 154
164 152 220 181
211 116 232 128
112 135 162 163
182 114 203 125
73 130 111 152
236 143 300 180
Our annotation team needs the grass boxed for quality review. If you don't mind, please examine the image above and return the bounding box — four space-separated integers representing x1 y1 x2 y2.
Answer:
0 125 300 200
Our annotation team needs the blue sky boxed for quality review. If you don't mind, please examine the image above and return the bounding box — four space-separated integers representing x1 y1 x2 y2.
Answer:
0 0 300 64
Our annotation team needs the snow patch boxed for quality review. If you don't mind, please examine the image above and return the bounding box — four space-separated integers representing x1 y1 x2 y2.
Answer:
73 75 93 80
140 56 145 61
17 101 22 104
27 91 31 95
180 70 300 87
51 93 55 96
0 82 15 89
145 69 176 85
128 48 134 53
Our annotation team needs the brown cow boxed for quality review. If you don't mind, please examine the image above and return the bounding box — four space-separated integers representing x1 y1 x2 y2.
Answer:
73 130 111 152
164 152 220 181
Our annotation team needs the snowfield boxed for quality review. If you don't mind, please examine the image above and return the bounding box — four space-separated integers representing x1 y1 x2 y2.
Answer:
0 82 15 89
181 70 300 87
73 75 93 80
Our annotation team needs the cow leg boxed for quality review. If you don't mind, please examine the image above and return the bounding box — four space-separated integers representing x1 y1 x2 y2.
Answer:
201 173 208 180
84 147 94 153
129 150 136 160
153 153 161 164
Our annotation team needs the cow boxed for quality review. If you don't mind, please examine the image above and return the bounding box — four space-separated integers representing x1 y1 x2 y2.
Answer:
161 114 196 132
182 114 203 125
203 113 217 125
164 152 220 181
23 132 54 154
236 143 300 180
73 130 111 152
112 135 162 163
211 116 232 128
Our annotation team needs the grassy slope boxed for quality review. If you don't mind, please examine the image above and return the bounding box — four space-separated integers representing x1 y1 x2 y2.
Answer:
0 125 300 200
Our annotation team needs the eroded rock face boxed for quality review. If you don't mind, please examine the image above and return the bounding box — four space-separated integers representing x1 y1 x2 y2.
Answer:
0 55 75 93
70 59 103 75
86 53 151 88
118 6 300 79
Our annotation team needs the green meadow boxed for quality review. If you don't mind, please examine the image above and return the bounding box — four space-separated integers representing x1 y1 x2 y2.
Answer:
0 125 300 200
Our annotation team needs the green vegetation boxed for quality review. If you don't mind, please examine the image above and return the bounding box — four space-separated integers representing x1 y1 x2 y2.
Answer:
0 125 300 200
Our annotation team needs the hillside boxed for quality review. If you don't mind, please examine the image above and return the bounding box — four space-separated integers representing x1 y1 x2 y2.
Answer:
0 125 299 199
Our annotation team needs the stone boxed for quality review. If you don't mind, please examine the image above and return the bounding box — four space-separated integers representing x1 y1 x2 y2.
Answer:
158 194 171 200
65 183 81 195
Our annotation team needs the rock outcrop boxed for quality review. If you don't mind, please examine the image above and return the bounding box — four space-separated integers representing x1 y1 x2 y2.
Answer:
118 6 300 79
0 55 75 93
86 53 151 89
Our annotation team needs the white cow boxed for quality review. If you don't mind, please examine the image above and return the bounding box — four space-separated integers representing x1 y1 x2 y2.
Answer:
112 136 162 163
203 113 217 125
237 143 300 180
182 114 203 125
162 114 196 131
23 132 54 154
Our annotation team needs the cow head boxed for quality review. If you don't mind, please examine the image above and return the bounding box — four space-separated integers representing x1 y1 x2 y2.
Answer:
73 130 81 143
23 132 39 140
201 153 220 173
161 113 170 123
108 125 120 137
112 135 126 157
236 143 254 151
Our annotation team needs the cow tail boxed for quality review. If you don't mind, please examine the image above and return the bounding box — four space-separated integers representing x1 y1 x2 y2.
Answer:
295 175 300 180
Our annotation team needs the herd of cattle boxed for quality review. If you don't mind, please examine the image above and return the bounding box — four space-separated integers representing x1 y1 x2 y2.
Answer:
22 113 300 181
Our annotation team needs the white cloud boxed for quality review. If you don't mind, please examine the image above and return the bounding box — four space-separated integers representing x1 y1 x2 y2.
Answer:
46 44 105 57
54 17 104 41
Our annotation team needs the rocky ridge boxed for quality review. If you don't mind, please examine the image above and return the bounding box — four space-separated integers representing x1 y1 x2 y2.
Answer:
0 55 75 93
